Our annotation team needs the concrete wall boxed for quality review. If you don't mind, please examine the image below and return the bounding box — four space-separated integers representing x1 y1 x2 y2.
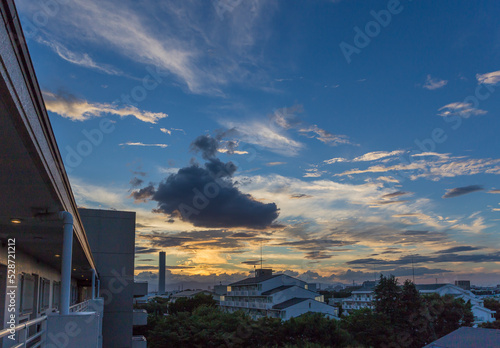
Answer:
283 299 337 320
261 275 307 292
79 208 136 348
271 286 318 305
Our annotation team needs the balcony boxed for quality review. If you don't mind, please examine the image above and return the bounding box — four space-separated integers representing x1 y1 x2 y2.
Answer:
133 309 148 326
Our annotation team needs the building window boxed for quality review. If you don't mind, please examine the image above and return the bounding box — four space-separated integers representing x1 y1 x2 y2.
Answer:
53 281 61 310
39 278 51 312
20 273 35 315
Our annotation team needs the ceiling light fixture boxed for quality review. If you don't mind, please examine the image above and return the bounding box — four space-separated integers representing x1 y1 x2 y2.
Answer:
54 254 61 257
10 218 22 224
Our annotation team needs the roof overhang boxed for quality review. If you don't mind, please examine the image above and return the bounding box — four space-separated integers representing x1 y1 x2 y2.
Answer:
0 0 96 278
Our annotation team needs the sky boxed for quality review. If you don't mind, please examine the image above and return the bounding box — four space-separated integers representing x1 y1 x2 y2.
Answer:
15 0 500 289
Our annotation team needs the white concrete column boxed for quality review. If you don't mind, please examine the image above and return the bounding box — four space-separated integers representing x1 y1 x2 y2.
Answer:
91 269 96 300
59 211 73 315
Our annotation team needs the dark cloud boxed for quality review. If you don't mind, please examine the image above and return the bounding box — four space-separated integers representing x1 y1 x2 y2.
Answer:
133 171 147 177
305 251 333 260
136 258 154 262
241 260 263 266
381 191 412 199
442 185 484 198
130 184 155 203
191 135 218 159
135 265 157 270
278 239 356 250
347 252 500 266
130 177 144 188
129 134 279 229
290 193 312 199
329 221 448 245
435 246 484 254
150 161 279 229
166 265 195 270
141 230 246 251
230 232 257 238
135 246 161 254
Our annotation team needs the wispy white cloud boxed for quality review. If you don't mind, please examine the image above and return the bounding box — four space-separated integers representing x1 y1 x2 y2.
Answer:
43 91 167 123
119 142 168 148
217 148 249 155
423 75 448 90
438 102 487 118
36 37 122 75
303 168 326 178
219 119 304 156
324 150 404 165
323 157 346 165
298 125 353 146
336 155 500 180
271 105 354 146
160 128 171 135
24 0 277 95
353 150 405 162
476 70 500 85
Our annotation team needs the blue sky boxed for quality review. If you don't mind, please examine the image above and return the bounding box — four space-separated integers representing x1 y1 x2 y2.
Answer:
16 0 500 288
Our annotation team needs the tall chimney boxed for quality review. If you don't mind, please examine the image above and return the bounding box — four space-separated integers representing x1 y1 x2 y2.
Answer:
159 251 166 294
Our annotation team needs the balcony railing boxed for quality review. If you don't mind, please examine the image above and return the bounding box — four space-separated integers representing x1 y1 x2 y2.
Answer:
221 301 272 310
69 300 90 312
0 315 47 347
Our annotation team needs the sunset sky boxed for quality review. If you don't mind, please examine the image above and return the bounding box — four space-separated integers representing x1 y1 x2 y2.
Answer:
16 0 500 289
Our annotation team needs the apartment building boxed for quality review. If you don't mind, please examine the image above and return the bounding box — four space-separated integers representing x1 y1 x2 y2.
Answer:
220 269 337 320
342 282 496 324
0 1 146 346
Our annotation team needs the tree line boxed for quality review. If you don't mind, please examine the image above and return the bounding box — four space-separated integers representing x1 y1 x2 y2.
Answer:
134 275 484 347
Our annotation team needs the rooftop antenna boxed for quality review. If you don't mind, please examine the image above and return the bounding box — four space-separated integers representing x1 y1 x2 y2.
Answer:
260 241 263 270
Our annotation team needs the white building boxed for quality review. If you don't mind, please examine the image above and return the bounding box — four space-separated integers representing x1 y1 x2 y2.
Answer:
0 2 145 346
342 283 496 324
220 269 338 320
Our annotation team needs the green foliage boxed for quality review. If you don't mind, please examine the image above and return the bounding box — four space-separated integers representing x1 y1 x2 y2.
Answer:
483 298 500 321
146 305 350 347
167 293 216 314
134 296 170 316
374 274 401 323
138 278 476 348
342 308 392 347
369 275 474 348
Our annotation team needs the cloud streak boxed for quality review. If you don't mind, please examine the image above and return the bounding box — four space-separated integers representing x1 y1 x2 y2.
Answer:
423 75 448 90
43 91 167 123
476 70 500 85
120 142 168 148
442 185 484 198
36 37 122 75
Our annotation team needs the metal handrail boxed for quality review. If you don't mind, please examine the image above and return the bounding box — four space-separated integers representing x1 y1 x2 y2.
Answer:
0 315 47 347
69 300 89 312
